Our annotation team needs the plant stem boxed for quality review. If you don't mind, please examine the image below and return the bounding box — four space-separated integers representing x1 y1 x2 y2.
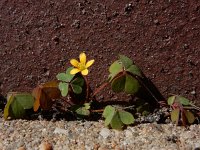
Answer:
91 109 104 113
92 82 109 97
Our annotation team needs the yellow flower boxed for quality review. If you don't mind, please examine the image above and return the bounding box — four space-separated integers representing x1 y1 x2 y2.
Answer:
70 52 94 75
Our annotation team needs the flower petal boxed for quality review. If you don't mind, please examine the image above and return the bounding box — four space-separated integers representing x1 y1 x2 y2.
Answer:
70 68 80 75
81 69 89 75
86 59 94 68
79 52 86 64
70 59 79 67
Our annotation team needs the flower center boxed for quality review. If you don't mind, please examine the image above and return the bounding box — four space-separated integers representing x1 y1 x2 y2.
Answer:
78 63 86 71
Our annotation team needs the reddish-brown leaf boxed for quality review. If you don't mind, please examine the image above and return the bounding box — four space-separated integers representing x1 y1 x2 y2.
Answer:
181 110 187 127
32 86 41 111
32 81 61 111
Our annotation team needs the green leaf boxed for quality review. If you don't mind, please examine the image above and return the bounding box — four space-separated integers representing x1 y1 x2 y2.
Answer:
127 65 142 77
71 77 84 86
168 96 176 106
109 60 123 74
56 73 69 82
65 67 75 81
75 106 90 116
108 61 123 81
4 93 34 119
118 110 134 125
110 112 124 130
71 84 82 94
84 103 90 110
119 55 133 69
185 110 195 124
56 67 74 82
171 109 180 124
4 94 14 119
111 74 126 93
125 74 140 94
58 82 69 97
103 105 115 118
103 105 116 126
71 103 91 116
178 96 190 106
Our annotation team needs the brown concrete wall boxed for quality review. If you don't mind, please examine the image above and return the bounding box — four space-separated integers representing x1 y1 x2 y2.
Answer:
0 0 199 105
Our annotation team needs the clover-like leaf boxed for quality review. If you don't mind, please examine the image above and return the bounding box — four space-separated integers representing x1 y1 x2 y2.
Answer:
178 96 190 106
185 110 195 124
126 65 142 77
56 67 74 82
171 108 180 124
103 105 116 126
56 73 68 82
111 73 140 95
71 103 90 116
109 61 123 74
119 55 133 69
75 106 90 116
125 74 140 94
33 81 61 111
108 61 123 81
84 103 91 110
103 105 115 118
118 110 134 125
103 106 134 130
71 77 84 87
111 74 126 93
71 84 82 94
110 112 124 130
167 96 176 106
4 94 15 119
58 82 69 97
4 93 34 119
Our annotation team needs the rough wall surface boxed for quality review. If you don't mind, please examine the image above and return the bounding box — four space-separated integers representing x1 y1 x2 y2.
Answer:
0 0 199 105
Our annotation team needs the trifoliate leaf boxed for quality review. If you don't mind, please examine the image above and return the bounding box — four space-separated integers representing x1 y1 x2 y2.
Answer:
108 61 123 81
71 84 82 94
110 112 124 130
119 55 133 69
56 67 74 82
111 74 126 93
103 105 116 126
75 106 90 116
71 77 84 87
4 93 34 119
185 110 195 124
58 82 69 97
118 110 134 125
109 61 123 74
65 67 75 82
4 94 14 119
126 65 142 77
178 96 190 106
84 103 91 110
103 105 115 118
125 74 140 94
71 103 91 116
171 109 180 124
167 96 176 106
32 81 61 111
56 73 68 82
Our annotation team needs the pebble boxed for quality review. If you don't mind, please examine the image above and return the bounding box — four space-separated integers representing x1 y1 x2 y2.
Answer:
0 117 200 150
53 127 68 135
39 142 53 150
99 128 111 139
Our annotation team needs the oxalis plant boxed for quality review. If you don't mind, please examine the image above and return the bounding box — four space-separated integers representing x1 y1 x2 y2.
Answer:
2 52 200 130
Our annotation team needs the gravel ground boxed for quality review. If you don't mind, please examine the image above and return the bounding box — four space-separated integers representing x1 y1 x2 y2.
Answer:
1 117 200 150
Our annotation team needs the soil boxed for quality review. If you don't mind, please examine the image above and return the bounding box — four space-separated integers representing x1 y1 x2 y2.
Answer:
0 0 200 105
